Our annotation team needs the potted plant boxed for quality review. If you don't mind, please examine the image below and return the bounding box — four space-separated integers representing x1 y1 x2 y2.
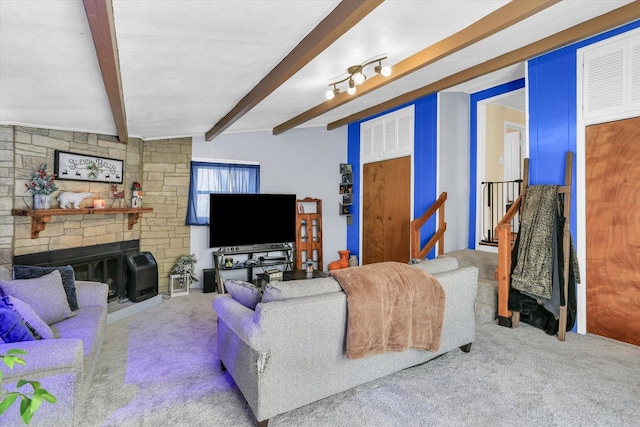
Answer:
170 254 199 288
24 163 58 209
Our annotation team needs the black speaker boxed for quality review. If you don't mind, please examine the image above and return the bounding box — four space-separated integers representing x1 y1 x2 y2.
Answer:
125 252 158 302
203 268 217 293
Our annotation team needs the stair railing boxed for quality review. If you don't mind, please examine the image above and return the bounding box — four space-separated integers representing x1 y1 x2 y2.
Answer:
496 158 528 327
496 195 524 326
410 192 447 260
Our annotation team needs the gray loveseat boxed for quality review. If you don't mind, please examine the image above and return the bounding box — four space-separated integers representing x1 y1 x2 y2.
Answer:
0 269 108 427
213 257 478 426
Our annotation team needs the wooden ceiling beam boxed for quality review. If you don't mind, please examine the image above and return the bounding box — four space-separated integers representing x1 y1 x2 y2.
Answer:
205 0 383 141
327 1 640 131
83 0 128 143
273 0 560 136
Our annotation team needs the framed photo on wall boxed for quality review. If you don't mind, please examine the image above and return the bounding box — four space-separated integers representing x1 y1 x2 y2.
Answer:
54 150 124 184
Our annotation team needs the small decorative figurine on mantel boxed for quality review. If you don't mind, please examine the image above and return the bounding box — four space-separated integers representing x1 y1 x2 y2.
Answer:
131 182 143 208
58 191 94 209
110 184 126 208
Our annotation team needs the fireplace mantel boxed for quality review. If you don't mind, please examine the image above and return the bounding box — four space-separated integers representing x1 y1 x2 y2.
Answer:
12 207 154 239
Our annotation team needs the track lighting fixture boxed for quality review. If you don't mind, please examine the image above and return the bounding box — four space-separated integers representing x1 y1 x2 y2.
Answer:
325 56 391 100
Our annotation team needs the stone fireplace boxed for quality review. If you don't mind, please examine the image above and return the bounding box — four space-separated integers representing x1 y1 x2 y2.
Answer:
13 240 140 302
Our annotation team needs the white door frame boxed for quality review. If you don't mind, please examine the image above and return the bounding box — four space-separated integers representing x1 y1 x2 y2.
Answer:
474 91 527 253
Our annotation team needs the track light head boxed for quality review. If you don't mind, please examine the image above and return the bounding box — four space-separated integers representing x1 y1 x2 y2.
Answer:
374 62 392 77
325 85 340 100
347 79 356 95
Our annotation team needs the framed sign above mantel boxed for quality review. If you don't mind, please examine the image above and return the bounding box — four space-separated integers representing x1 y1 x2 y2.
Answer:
54 150 124 184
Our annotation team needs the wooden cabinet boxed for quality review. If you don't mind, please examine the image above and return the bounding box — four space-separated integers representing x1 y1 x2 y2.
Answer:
295 198 323 271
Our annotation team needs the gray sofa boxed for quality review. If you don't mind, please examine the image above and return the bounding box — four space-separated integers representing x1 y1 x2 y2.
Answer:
0 278 108 427
213 257 478 426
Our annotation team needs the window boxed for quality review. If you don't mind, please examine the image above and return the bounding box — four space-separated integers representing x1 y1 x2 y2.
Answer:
186 161 260 225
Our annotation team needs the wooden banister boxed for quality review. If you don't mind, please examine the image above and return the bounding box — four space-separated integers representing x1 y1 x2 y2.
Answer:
496 157 528 326
410 192 447 259
495 195 523 321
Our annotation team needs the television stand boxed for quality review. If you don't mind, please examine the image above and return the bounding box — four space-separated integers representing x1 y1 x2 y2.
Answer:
212 243 294 293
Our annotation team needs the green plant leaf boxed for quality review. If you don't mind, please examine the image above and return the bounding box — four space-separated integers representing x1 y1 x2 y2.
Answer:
0 393 19 415
16 379 37 389
29 392 43 415
41 391 57 404
7 349 27 356
20 396 33 424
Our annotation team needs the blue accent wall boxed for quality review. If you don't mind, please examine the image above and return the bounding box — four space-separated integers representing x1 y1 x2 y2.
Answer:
413 94 438 258
346 123 360 256
468 79 525 249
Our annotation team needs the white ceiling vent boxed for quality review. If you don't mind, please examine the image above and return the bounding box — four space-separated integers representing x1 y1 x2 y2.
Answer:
582 29 640 122
361 105 414 164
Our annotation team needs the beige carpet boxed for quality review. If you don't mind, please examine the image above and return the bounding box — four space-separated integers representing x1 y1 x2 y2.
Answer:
81 290 640 426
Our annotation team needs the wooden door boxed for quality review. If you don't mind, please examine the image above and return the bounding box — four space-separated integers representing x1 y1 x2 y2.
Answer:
362 156 411 264
586 116 640 346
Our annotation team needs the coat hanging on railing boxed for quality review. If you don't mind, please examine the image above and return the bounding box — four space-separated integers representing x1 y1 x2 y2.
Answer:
508 185 580 335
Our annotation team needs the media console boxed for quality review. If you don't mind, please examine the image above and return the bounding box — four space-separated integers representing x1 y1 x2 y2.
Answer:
212 243 294 294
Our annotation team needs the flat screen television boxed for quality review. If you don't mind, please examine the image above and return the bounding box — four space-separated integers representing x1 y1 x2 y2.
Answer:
209 193 296 248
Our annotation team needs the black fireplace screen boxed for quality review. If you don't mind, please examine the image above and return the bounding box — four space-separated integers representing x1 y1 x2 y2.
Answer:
13 240 140 302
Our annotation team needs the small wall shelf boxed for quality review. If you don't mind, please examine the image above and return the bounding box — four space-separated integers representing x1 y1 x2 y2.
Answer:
339 163 353 224
11 207 154 239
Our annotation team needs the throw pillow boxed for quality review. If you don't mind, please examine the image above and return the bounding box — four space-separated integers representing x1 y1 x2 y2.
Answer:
0 306 37 343
224 279 263 310
0 270 73 325
13 265 79 311
0 295 54 339
261 277 341 303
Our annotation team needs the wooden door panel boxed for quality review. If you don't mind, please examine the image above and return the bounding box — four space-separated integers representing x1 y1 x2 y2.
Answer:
362 161 385 265
382 157 411 262
362 157 411 264
586 116 640 346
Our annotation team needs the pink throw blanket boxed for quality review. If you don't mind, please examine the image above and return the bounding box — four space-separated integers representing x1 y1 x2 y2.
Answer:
330 262 445 359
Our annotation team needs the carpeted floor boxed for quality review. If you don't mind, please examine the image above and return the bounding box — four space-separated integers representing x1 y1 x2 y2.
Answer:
81 290 640 427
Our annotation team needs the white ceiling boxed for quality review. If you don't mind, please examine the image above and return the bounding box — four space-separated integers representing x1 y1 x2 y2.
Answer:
0 0 635 141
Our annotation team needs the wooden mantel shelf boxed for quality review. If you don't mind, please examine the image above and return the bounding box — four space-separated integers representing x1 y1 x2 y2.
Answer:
11 207 154 239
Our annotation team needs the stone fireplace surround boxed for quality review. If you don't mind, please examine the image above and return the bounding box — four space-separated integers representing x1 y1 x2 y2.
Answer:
13 240 140 302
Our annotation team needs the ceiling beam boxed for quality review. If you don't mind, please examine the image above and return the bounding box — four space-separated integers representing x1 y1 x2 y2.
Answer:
327 1 640 131
205 0 383 141
273 0 560 136
83 0 128 143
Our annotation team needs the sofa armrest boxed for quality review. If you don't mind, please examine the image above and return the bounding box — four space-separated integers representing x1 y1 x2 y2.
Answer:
75 281 108 308
0 339 83 382
212 295 263 349
433 265 478 349
0 339 84 426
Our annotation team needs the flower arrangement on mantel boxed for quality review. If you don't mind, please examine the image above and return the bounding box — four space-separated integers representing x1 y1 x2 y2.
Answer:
24 163 58 195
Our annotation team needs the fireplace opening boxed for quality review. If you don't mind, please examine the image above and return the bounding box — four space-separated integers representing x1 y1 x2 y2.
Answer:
13 240 141 302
